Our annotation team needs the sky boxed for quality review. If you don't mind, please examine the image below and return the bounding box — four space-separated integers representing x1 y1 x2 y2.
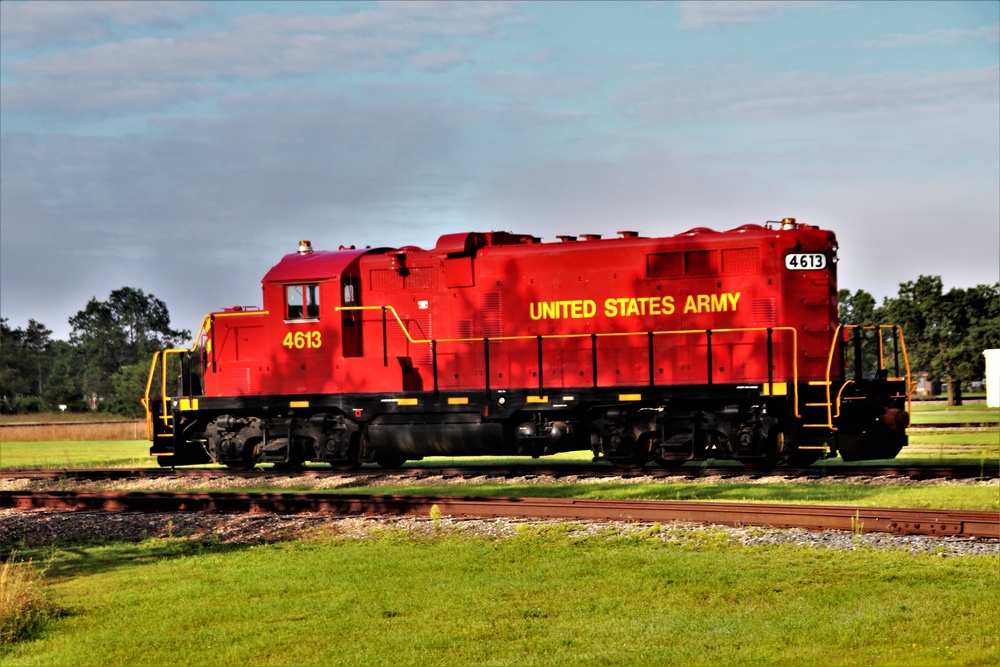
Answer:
1 0 998 340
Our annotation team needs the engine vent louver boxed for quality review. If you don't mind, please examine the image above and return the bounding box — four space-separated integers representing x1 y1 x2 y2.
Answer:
752 298 776 325
482 291 503 337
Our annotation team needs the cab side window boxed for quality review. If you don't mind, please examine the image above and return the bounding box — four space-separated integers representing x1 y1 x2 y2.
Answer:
286 284 320 320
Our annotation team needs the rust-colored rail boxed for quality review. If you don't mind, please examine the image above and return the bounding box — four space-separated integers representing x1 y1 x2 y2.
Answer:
3 491 997 539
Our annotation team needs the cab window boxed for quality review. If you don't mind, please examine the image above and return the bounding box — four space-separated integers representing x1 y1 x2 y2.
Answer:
286 284 320 320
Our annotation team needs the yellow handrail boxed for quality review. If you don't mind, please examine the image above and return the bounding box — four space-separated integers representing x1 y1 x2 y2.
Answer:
142 347 191 439
819 324 913 429
337 305 801 416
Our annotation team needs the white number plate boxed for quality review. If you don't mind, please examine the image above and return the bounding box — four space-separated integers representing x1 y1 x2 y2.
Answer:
785 253 827 270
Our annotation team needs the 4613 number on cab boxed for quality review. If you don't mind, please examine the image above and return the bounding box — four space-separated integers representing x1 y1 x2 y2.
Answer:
283 331 322 349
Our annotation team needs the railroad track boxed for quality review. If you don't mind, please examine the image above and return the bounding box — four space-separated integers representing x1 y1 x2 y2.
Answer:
3 420 994 429
2 490 997 540
2 463 997 481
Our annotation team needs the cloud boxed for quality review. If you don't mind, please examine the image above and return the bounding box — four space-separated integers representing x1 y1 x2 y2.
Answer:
676 1 830 30
474 71 598 100
1 0 522 117
613 63 999 142
474 147 780 236
869 24 1000 49
2 1 997 340
0 0 209 51
0 83 485 336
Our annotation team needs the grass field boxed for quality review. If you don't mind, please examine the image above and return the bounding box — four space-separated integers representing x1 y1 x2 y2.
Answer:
0 413 137 425
1 435 997 471
0 401 995 442
2 531 997 666
0 441 158 469
0 422 145 443
2 444 997 511
313 481 1000 511
910 402 1000 425
3 409 998 665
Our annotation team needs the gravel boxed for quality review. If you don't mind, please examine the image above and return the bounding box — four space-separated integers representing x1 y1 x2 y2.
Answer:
2 508 997 557
2 471 998 493
2 473 997 556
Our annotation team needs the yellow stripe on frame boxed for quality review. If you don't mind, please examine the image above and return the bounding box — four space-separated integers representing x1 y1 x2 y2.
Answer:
526 396 548 403
619 393 642 401
289 400 310 409
179 398 199 411
770 382 788 396
397 398 419 406
448 397 469 405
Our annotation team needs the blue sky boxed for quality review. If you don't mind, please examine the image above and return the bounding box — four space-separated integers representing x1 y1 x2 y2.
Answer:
1 0 998 339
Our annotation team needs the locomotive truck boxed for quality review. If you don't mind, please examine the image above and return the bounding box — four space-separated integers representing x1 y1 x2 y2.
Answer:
143 218 911 470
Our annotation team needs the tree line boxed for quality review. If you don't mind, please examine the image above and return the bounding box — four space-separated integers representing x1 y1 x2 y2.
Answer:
840 277 999 404
1 287 188 417
2 277 999 416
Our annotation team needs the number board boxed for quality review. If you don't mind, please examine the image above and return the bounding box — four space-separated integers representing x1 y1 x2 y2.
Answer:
784 253 827 270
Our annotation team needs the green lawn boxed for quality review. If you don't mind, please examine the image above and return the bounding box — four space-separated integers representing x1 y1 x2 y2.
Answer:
0 441 160 470
907 431 999 447
2 437 998 476
3 533 997 666
306 481 1000 512
909 402 1000 425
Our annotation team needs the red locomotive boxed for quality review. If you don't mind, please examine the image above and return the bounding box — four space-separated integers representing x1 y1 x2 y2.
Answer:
144 218 911 470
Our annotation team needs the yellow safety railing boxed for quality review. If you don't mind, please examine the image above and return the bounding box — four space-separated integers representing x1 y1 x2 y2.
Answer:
808 324 912 430
142 310 273 439
141 348 189 439
337 304 801 417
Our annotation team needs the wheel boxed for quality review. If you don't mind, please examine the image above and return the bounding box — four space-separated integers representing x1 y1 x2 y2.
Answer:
223 441 257 472
604 430 650 470
741 428 785 470
328 432 362 471
609 448 649 470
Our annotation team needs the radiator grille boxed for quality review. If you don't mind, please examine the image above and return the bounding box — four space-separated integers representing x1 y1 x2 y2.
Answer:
369 266 437 291
369 268 401 291
646 252 683 278
722 247 760 273
685 250 720 275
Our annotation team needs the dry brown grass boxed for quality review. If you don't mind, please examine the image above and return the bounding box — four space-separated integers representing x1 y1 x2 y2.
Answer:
0 553 64 646
0 421 144 442
0 412 135 425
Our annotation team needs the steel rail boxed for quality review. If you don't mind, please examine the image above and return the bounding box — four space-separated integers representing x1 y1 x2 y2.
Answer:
2 420 993 430
907 423 999 429
2 464 997 482
2 491 997 539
